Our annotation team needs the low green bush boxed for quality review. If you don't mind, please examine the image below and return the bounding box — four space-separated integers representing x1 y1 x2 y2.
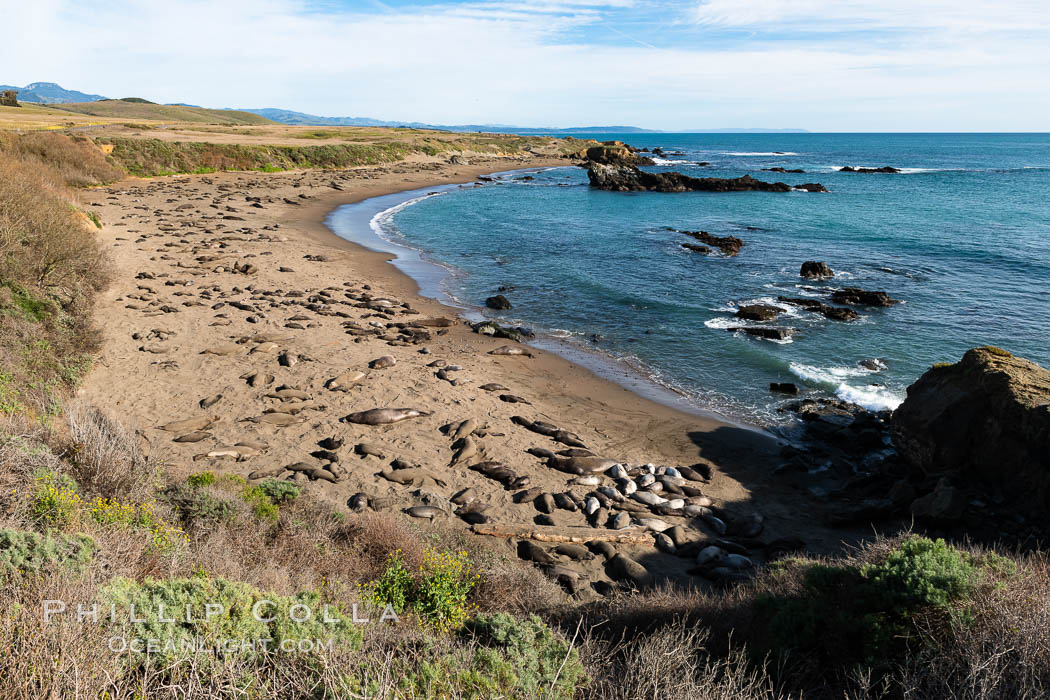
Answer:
0 527 95 575
755 537 986 669
258 479 300 505
462 613 586 699
99 576 363 660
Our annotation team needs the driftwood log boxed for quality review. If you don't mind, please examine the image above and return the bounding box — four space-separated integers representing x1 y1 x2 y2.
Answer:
470 524 654 544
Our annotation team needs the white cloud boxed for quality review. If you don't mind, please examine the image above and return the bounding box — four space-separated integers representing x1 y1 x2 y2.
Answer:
689 0 1050 33
1 0 1049 130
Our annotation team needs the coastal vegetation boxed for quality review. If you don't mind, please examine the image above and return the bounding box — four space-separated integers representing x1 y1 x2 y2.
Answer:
1 122 1047 698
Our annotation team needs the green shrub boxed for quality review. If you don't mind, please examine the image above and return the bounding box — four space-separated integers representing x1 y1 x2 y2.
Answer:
186 471 218 488
462 613 586 699
755 537 985 670
258 479 300 505
367 551 415 615
0 527 95 575
241 483 279 522
862 536 978 611
183 473 294 523
366 549 480 631
165 482 235 526
99 576 363 660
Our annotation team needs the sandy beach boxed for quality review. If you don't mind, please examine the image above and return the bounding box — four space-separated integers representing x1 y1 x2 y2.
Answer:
78 150 844 594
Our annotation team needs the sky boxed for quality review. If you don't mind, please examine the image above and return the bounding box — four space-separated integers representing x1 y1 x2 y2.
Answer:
4 0 1050 131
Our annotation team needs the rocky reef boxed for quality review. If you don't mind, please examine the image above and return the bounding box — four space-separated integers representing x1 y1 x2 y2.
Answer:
587 163 827 193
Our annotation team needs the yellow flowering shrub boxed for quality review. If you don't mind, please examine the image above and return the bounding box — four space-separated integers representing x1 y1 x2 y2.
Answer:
365 548 481 632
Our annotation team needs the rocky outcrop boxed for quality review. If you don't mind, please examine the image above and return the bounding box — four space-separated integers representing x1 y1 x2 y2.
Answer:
800 261 834 279
763 167 805 174
736 304 782 322
587 163 827 193
675 230 743 256
727 326 794 341
892 347 1050 512
485 295 512 310
580 144 655 167
776 296 858 322
839 166 900 174
830 288 900 307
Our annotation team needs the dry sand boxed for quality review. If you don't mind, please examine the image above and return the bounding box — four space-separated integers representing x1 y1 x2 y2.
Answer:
79 151 842 596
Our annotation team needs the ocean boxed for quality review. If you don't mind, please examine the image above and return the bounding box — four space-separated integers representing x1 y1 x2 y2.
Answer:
327 133 1050 427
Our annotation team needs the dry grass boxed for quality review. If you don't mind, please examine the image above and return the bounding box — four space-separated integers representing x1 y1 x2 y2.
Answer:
0 134 113 417
65 400 157 501
1 131 123 186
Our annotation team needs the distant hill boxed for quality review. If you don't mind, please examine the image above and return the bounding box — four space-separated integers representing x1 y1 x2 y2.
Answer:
0 81 107 104
238 108 660 134
46 100 273 125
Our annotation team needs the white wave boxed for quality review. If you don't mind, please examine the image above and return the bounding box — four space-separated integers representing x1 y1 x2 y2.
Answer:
703 317 740 329
789 362 903 412
369 192 444 241
723 151 799 156
651 158 709 166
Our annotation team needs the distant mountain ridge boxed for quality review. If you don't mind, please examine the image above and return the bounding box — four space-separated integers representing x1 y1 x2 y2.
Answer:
0 81 808 134
235 108 661 133
0 81 107 104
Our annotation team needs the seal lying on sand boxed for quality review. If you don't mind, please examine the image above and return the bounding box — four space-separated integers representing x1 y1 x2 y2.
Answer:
488 345 534 358
343 408 431 425
155 416 217 433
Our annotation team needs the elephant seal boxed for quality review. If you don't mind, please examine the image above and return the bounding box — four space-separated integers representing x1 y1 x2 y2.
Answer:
265 389 311 401
173 431 211 443
244 414 304 426
156 416 217 433
199 394 223 409
405 505 445 520
488 345 534 358
326 371 366 391
479 383 508 392
369 355 396 369
343 408 430 425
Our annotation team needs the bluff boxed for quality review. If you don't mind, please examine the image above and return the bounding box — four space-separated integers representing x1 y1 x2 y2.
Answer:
892 347 1050 512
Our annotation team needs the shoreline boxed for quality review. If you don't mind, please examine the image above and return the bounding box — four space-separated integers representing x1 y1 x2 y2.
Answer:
321 168 769 435
280 159 772 446
78 153 856 596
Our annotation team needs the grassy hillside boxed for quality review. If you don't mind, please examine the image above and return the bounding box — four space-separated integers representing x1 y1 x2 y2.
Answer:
0 132 119 418
45 100 273 125
95 132 575 176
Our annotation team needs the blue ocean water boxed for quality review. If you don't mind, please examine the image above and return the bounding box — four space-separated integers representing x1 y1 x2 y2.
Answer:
333 133 1050 426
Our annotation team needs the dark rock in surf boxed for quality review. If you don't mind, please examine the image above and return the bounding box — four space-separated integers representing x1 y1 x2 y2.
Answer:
776 296 859 322
681 243 712 254
736 304 783 322
485 295 512 310
727 326 795 341
830 288 900 307
587 163 825 194
673 229 743 256
770 382 800 395
839 166 901 174
800 261 834 279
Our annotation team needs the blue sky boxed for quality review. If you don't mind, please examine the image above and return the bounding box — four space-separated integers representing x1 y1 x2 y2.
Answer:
4 0 1050 131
